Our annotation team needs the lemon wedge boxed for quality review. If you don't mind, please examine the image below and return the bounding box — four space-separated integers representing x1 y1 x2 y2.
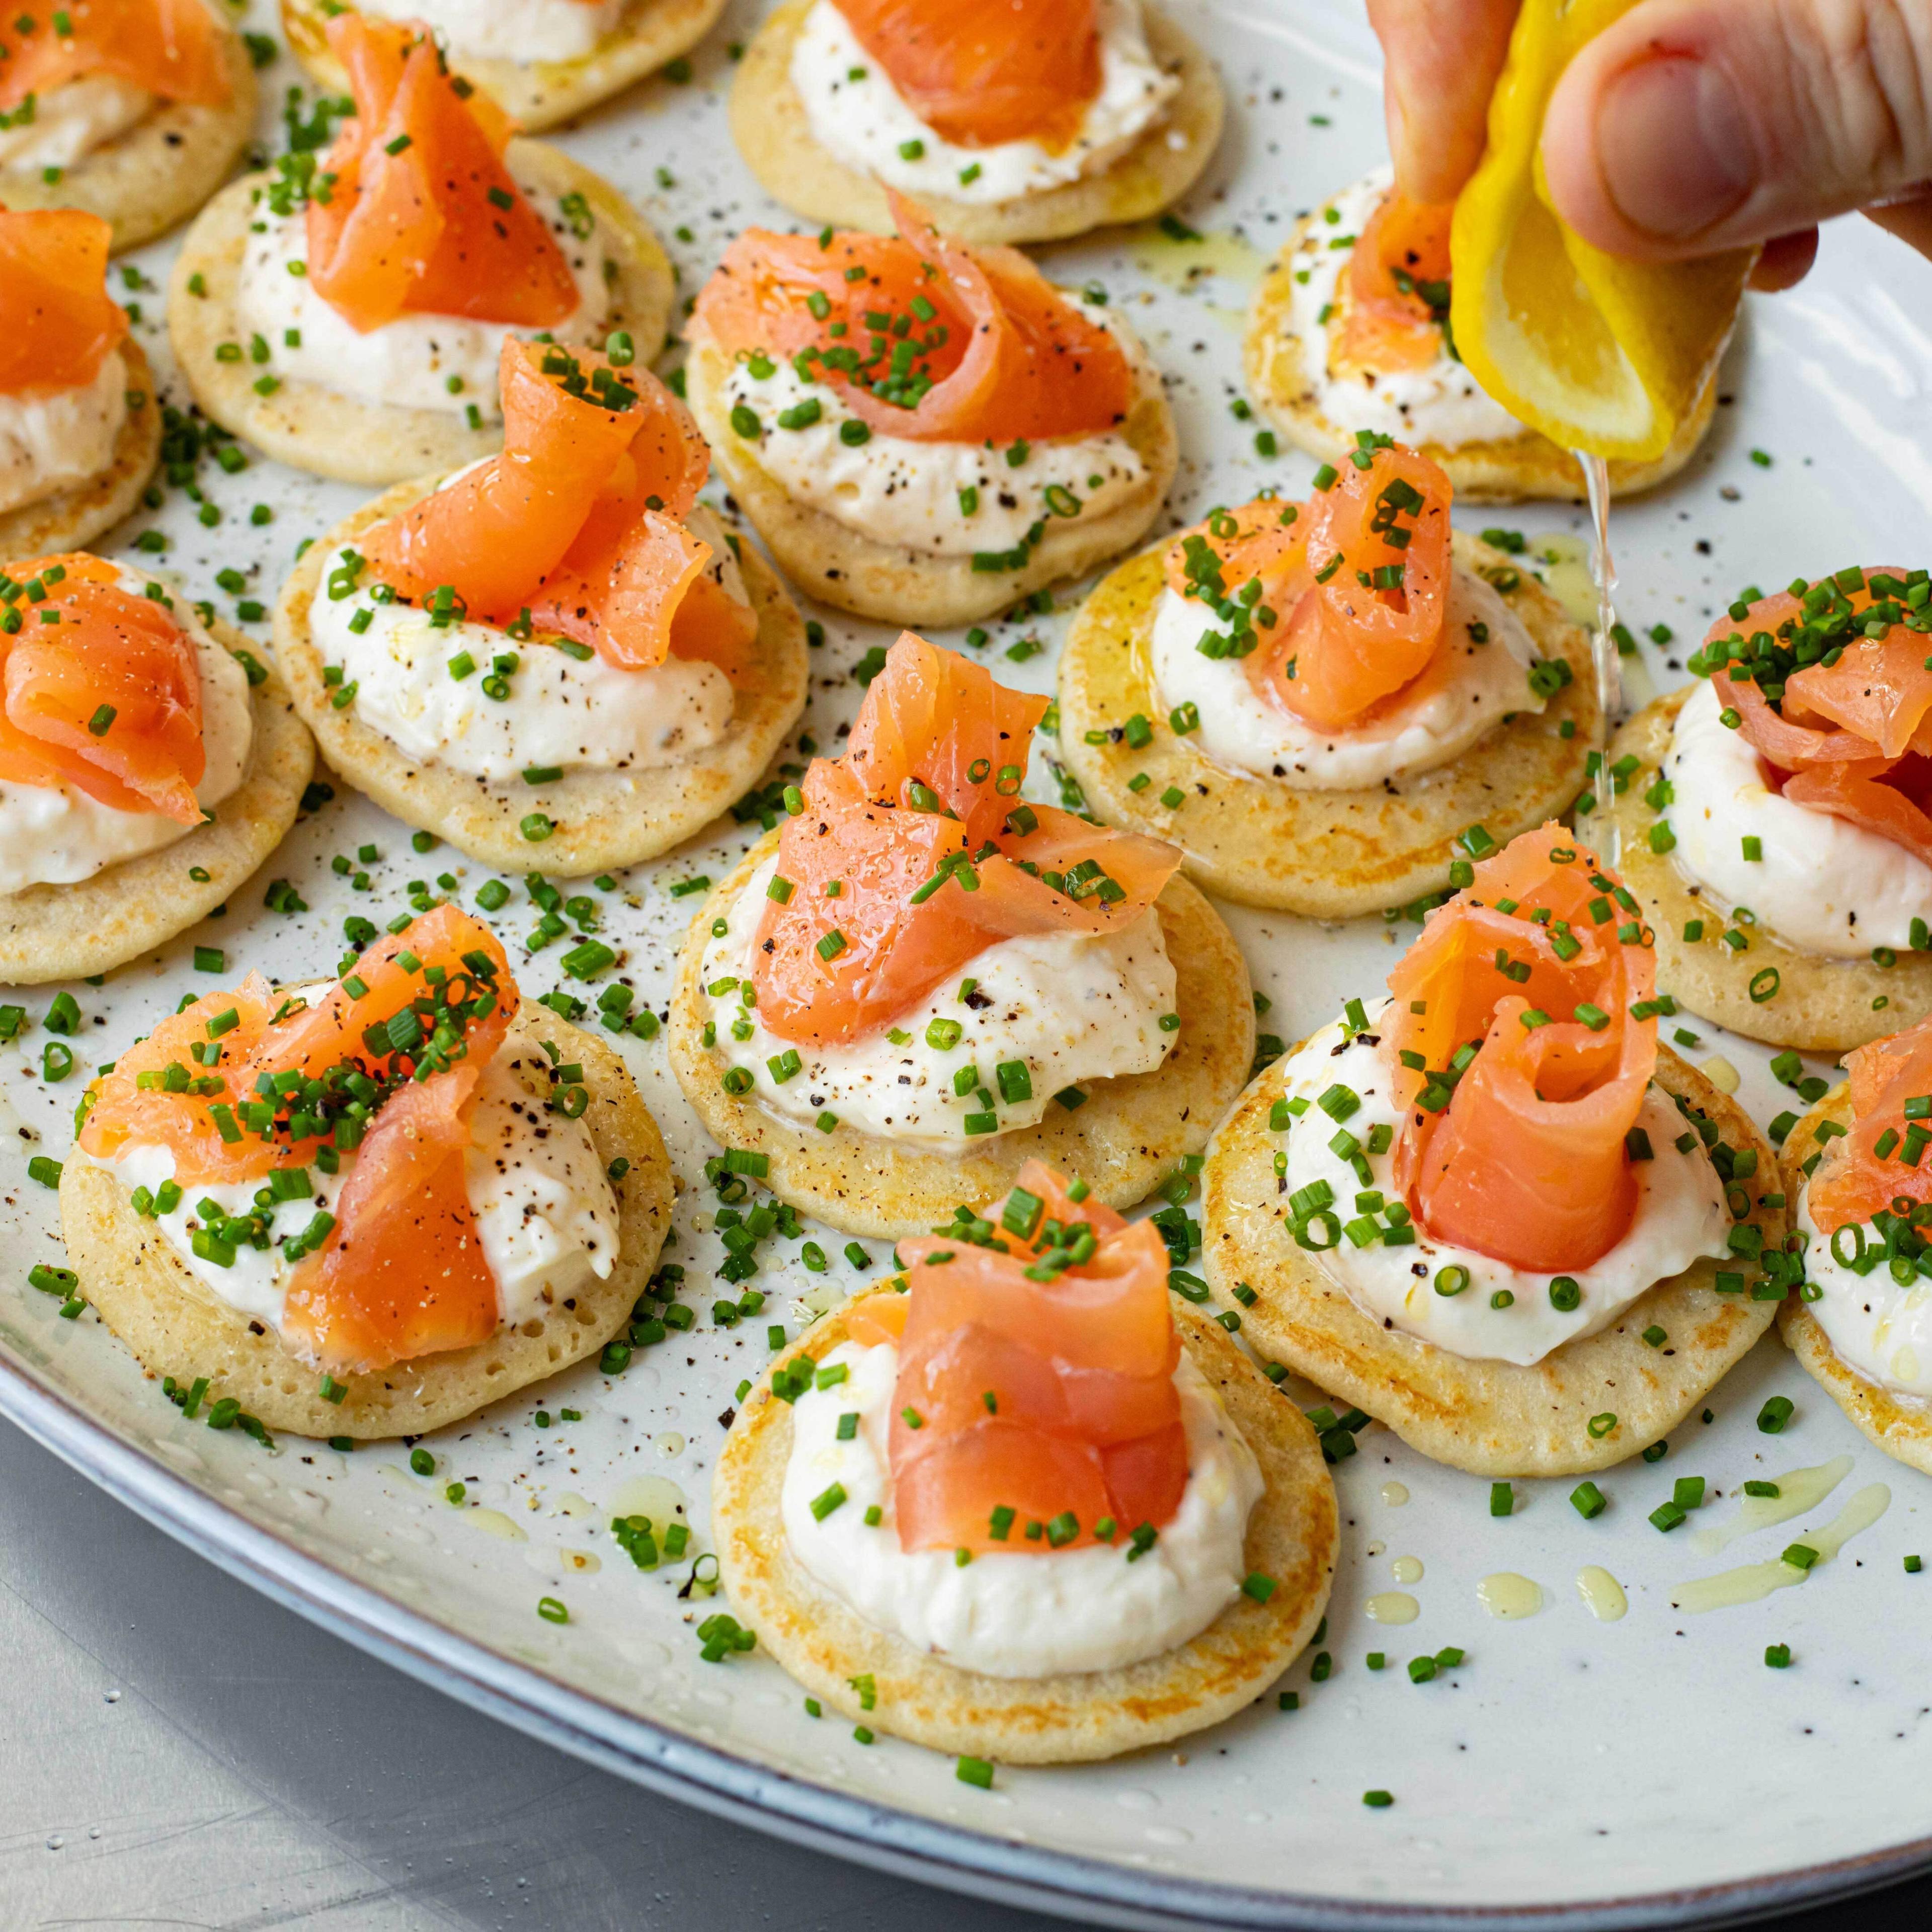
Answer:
1448 0 1756 463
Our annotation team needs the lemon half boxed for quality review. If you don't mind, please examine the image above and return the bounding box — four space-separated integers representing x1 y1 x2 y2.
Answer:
1449 0 1756 463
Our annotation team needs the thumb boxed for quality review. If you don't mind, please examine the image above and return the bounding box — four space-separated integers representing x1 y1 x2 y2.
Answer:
1540 0 1932 261
1367 0 1520 203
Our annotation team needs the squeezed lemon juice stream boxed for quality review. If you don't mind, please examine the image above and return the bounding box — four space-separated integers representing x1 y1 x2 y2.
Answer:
1578 451 1621 864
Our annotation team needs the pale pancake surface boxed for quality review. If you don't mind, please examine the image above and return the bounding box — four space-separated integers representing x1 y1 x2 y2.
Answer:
1056 530 1595 917
169 144 675 487
728 0 1224 247
0 28 257 252
60 1015 672 1439
1201 1040 1784 1475
0 338 162 561
684 327 1177 631
273 483 809 876
281 0 728 132
0 631 313 985
713 1287 1335 1763
1778 1084 1932 1476
668 833 1255 1239
1609 688 1932 1052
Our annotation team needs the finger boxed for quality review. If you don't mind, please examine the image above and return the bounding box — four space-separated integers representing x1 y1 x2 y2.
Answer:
1864 187 1932 260
1540 0 1932 261
1366 0 1520 204
1748 227 1820 289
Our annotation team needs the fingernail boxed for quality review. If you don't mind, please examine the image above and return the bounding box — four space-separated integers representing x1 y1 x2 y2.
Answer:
1596 56 1755 238
1385 85 1415 186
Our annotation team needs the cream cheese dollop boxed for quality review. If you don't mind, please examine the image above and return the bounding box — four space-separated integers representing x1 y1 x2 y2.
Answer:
0 570 252 895
1284 171 1524 451
782 1336 1263 1677
1796 1185 1932 1401
789 0 1179 207
0 74 151 171
1663 676 1932 957
698 851 1175 1149
94 1038 621 1349
1151 564 1543 787
715 299 1149 556
307 504 742 783
0 349 128 517
355 0 625 62
234 172 612 418
1264 1005 1732 1366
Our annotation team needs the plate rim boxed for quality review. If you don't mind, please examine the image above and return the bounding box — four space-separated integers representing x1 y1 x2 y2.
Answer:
2 1338 1928 1932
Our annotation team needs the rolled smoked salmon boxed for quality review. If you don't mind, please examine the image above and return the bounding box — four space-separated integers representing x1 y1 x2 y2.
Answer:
1384 824 1656 1272
1808 1011 1932 1233
0 0 229 116
360 339 754 674
828 0 1103 152
1330 190 1454 380
752 631 1180 1047
692 190 1132 446
1163 438 1452 736
80 906 522 1376
281 1062 496 1375
0 210 128 395
0 553 204 823
306 15 577 336
889 1160 1186 1555
1704 568 1932 871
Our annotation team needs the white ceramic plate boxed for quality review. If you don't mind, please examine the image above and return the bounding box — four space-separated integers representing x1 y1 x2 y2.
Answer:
6 3 1932 1924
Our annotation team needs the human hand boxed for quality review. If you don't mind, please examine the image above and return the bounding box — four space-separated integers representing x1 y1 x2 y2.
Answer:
1365 0 1932 291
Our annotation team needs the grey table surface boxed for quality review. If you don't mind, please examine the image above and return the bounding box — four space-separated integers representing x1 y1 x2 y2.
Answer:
0 1408 1918 1932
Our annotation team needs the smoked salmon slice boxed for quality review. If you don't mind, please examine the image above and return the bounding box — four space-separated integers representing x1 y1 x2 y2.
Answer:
1164 440 1452 736
753 632 1180 1047
306 15 577 336
1787 641 1932 758
80 972 282 1179
692 190 1132 446
0 0 229 115
361 339 753 674
1808 1012 1932 1232
828 0 1102 152
231 901 516 1099
81 907 522 1377
83 905 516 1185
1273 444 1450 732
1384 824 1656 1272
282 1062 496 1375
1331 191 1455 380
1162 497 1307 615
0 210 128 396
889 1160 1186 1555
843 624 1046 848
1782 757 1932 871
0 552 204 823
1708 569 1932 868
